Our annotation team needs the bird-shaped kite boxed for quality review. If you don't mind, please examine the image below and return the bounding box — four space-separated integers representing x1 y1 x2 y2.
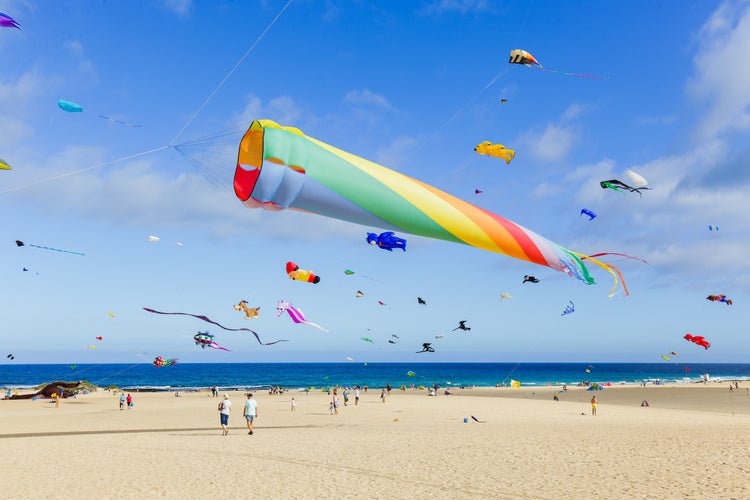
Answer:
452 320 471 332
417 297 427 305
416 343 435 353
522 275 540 284
234 300 260 319
474 141 515 164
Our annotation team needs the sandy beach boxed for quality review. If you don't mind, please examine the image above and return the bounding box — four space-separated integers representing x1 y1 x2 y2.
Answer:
2 383 749 499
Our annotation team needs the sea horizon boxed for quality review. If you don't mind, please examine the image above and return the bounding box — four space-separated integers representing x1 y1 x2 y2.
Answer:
3 362 749 392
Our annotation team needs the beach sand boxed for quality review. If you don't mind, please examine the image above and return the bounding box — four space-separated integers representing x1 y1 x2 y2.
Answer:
1 383 748 499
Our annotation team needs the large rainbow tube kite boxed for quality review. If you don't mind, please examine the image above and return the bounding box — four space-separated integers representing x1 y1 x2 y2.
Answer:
234 120 628 295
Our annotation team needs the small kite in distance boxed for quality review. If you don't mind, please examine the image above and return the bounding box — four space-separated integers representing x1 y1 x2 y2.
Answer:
600 179 651 197
474 141 515 164
580 208 597 221
561 301 575 316
366 231 407 252
16 240 84 256
509 49 541 67
500 99 508 104
148 235 160 242
474 189 482 194
417 297 427 305
98 114 142 127
0 159 11 170
452 320 471 332
58 99 83 113
360 337 374 344
499 292 512 301
153 356 178 367
355 290 364 298
6 354 14 360
706 295 732 305
194 331 231 351
435 334 445 339
416 343 435 353
522 275 540 284
708 225 719 231
95 336 103 341
0 12 21 29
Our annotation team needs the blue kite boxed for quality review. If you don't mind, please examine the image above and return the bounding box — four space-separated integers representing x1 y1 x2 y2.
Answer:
580 208 597 221
366 231 407 252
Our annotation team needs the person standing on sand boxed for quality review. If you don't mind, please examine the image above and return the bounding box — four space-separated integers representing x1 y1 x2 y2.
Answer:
355 387 360 405
380 388 386 403
126 393 133 409
243 393 258 435
290 397 296 412
591 395 598 416
219 393 232 435
119 393 126 410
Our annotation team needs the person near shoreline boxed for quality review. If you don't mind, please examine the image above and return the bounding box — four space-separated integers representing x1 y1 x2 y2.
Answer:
380 388 386 403
219 393 232 436
243 393 258 435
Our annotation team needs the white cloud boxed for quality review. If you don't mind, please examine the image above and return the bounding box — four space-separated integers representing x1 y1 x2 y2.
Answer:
164 0 193 17
418 0 494 16
686 0 750 140
515 104 582 163
343 89 395 111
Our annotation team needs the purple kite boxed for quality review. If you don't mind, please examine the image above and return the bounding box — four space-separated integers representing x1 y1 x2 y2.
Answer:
0 12 20 29
143 308 288 345
194 331 230 351
276 300 329 332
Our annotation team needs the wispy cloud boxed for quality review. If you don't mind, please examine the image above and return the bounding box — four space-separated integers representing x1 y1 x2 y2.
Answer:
164 0 193 17
515 104 582 163
686 0 750 140
418 0 495 16
343 89 396 111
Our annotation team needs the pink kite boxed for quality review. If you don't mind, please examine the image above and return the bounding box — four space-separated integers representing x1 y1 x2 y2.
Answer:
276 300 329 332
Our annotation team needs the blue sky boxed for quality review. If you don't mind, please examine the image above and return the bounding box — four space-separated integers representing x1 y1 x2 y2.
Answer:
1 0 749 365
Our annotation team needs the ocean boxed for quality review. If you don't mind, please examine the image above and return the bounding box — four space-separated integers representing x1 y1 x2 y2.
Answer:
2 362 749 391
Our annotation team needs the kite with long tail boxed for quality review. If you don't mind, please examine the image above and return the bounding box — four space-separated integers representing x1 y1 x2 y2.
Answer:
194 331 230 351
143 308 288 345
509 49 608 80
276 300 329 332
15 240 84 256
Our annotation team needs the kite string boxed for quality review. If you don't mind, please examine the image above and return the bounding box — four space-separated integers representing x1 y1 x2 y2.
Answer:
168 0 294 146
0 145 169 195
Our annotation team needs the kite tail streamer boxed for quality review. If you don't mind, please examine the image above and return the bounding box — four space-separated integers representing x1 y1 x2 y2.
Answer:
572 252 628 297
532 66 610 80
28 244 85 256
143 308 288 345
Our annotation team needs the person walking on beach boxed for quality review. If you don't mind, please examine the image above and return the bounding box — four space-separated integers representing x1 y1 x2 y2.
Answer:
355 387 360 405
591 395 598 416
380 388 386 403
243 393 258 435
343 388 349 406
119 393 126 410
126 393 133 409
219 393 232 435
333 394 340 415
290 397 296 412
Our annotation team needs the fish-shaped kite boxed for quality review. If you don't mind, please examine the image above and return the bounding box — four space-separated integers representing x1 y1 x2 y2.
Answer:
276 300 329 332
194 331 231 351
234 120 630 296
0 159 11 170
58 99 83 113
153 356 178 367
